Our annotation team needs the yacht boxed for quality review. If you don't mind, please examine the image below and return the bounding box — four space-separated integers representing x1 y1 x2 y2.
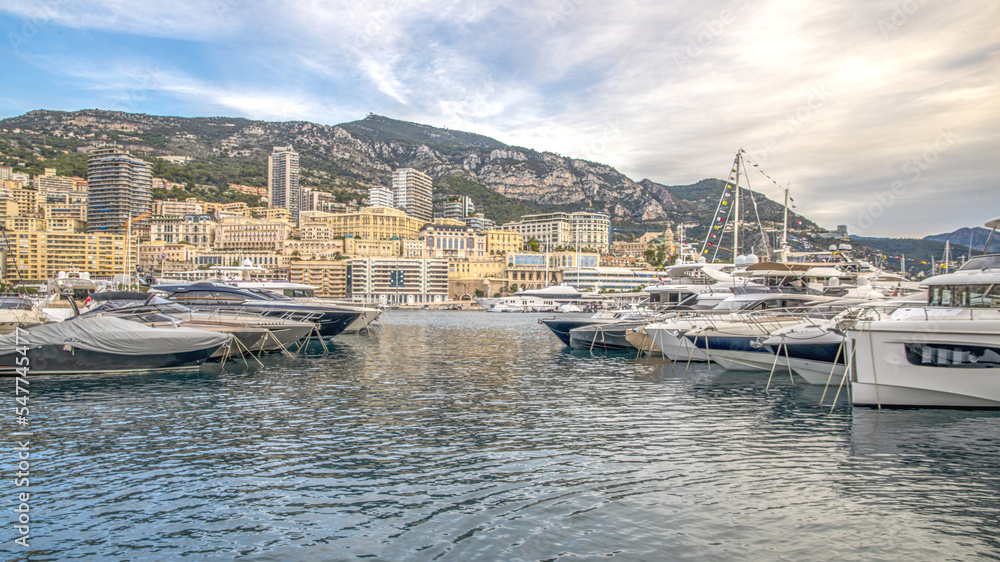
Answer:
474 284 612 312
0 297 48 334
81 293 315 356
151 282 361 338
0 316 230 375
841 249 1000 408
220 279 382 334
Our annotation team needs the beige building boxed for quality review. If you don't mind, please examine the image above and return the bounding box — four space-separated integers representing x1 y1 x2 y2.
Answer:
484 229 524 256
153 198 204 217
420 223 486 259
138 241 198 270
192 251 290 278
2 230 134 283
289 260 348 298
301 207 426 241
9 186 39 216
149 216 217 248
284 238 344 260
214 217 291 251
499 211 611 252
343 238 402 258
252 206 291 221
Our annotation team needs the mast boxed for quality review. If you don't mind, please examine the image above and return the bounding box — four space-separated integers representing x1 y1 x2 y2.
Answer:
782 186 789 248
733 150 742 264
943 240 951 273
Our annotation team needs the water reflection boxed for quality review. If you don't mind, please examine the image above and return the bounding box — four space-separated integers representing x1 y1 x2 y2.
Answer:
5 311 999 560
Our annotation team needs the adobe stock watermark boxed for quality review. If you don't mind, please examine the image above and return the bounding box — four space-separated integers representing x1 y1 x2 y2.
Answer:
577 118 624 163
7 0 68 55
746 84 831 165
877 0 928 39
10 327 33 549
673 0 753 70
852 128 956 234
110 64 163 114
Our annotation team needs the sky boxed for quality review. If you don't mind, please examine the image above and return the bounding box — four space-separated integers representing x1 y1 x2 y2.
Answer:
0 0 997 237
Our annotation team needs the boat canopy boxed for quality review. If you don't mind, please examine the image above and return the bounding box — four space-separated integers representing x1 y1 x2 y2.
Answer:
0 316 230 355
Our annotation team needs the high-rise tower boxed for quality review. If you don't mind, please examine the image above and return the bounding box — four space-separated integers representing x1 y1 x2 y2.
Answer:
268 146 301 223
391 168 432 223
86 146 152 233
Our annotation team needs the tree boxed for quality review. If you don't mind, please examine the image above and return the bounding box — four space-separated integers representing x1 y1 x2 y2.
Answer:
527 237 540 252
474 289 485 297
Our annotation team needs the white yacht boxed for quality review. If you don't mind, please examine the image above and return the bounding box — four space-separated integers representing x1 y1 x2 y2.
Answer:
474 284 611 312
842 246 1000 408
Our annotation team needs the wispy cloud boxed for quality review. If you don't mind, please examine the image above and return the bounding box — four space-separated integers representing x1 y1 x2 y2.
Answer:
0 0 997 235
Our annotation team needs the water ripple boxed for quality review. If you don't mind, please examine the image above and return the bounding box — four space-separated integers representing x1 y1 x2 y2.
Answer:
4 311 1000 560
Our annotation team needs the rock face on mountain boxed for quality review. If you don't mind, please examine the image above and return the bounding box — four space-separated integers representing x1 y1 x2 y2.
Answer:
0 110 809 229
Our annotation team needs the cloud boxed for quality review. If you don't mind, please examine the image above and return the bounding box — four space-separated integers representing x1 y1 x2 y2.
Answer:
0 0 997 236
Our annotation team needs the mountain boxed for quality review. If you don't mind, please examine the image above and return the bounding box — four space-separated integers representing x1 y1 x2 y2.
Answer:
0 109 816 237
924 227 993 252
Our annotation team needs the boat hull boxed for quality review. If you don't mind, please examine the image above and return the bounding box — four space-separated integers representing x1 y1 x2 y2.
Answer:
541 318 614 346
0 345 218 375
569 322 643 351
848 319 1000 408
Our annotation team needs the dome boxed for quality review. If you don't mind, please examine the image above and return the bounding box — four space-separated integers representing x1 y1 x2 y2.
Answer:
745 253 759 265
828 244 838 251
735 255 747 267
242 258 253 268
838 243 853 251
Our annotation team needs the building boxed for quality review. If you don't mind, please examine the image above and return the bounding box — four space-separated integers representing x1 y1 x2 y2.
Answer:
284 238 344 261
443 196 475 221
153 198 204 217
251 206 291 222
367 186 393 208
465 213 496 232
289 260 348 298
301 207 425 241
214 217 291 252
343 238 402 258
420 223 486 259
483 229 524 256
149 216 217 248
499 211 611 252
1 230 134 283
560 267 659 292
268 145 301 224
86 146 153 233
391 168 433 222
192 251 290 278
348 258 448 305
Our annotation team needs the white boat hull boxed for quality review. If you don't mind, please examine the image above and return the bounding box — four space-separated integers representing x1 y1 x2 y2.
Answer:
849 318 1000 408
645 325 708 362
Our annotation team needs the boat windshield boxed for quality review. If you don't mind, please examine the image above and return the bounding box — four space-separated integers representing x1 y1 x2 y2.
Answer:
247 288 294 301
959 255 1000 271
928 284 1000 308
0 298 32 310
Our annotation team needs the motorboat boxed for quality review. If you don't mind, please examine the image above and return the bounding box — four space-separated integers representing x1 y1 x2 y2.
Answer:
840 247 1000 408
81 292 315 355
763 293 927 385
644 293 835 362
40 270 103 321
219 280 382 334
0 297 48 335
488 303 523 313
0 316 231 375
151 282 361 338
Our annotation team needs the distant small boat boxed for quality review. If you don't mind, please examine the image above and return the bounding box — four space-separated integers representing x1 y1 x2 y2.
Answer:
0 316 231 375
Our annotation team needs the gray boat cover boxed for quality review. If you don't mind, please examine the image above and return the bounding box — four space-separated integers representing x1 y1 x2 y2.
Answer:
0 316 231 356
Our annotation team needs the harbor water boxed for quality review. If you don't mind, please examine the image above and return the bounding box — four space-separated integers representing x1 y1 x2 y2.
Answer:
7 311 1000 560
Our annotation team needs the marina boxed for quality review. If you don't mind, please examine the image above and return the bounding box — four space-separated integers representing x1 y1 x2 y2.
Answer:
12 310 1000 559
